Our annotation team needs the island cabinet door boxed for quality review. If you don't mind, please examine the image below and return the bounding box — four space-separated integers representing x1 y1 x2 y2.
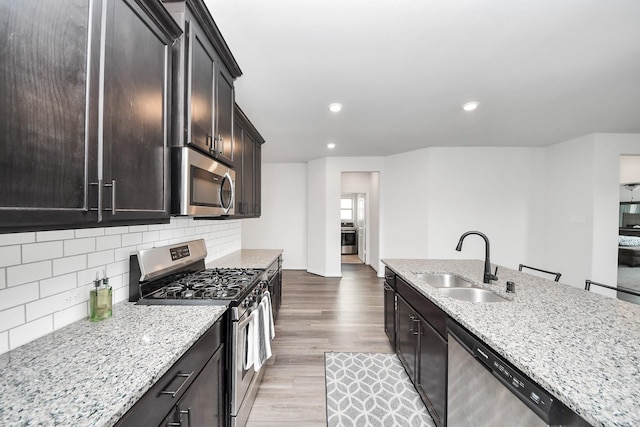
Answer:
396 295 419 381
418 320 447 427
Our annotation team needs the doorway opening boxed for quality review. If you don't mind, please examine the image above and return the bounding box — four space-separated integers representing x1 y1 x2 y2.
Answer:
617 155 640 302
340 171 379 270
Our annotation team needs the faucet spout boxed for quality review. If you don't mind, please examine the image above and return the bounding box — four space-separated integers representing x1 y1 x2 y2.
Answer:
455 231 498 284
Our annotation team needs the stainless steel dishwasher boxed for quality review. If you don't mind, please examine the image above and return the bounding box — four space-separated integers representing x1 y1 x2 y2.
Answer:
447 321 585 427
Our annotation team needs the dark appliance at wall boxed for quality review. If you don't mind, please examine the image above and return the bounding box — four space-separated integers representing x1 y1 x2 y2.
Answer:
129 239 274 427
341 221 357 255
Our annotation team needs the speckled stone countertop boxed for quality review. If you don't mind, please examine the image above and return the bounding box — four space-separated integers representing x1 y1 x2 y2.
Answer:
207 249 283 269
0 302 226 427
382 259 640 427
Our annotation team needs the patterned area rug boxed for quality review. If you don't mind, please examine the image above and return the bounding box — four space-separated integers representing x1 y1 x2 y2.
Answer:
325 352 435 427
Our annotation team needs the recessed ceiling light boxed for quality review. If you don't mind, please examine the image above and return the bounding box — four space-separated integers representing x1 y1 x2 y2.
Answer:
328 103 343 113
327 143 336 149
463 101 479 111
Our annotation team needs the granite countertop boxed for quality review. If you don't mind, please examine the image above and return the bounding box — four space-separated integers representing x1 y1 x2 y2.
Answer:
206 249 283 269
0 302 226 427
382 259 640 427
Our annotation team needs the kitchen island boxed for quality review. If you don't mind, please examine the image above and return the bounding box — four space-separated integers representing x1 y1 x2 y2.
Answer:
0 302 226 427
383 259 640 427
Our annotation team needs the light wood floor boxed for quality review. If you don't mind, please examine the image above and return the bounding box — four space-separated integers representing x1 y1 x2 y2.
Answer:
245 264 394 427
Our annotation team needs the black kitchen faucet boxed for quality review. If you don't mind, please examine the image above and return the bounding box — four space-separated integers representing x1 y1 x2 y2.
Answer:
455 231 499 284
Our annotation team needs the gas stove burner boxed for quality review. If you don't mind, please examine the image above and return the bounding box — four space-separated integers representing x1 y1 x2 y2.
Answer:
140 267 263 302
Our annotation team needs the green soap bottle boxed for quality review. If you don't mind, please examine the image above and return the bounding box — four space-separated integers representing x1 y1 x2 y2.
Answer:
90 270 112 322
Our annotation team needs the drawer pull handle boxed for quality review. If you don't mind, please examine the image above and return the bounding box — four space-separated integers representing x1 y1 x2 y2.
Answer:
160 372 194 398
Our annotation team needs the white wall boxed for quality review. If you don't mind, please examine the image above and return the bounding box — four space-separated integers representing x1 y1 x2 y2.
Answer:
241 163 307 269
542 134 596 288
307 158 330 276
0 218 241 355
380 149 431 265
379 147 546 275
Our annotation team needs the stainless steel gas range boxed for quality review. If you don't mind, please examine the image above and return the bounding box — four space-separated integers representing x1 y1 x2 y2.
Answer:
129 239 273 427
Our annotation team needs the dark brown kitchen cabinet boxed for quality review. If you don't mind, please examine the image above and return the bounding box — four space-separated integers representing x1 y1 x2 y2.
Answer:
161 343 225 427
116 317 225 427
396 275 447 427
162 0 242 167
384 267 397 348
232 104 265 218
0 0 180 232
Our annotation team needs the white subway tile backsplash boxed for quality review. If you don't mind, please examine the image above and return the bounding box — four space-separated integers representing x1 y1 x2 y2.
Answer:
104 226 129 235
40 273 78 298
114 246 137 262
0 282 39 311
0 232 35 247
74 228 105 238
26 292 67 322
96 235 121 251
7 261 52 287
22 241 64 263
0 218 241 355
128 225 148 233
122 232 143 247
78 268 102 287
0 245 21 267
53 255 87 276
158 229 175 241
0 331 7 353
142 231 160 243
64 237 96 256
36 230 75 242
9 315 53 349
53 301 88 330
106 260 128 278
0 306 25 332
87 250 115 268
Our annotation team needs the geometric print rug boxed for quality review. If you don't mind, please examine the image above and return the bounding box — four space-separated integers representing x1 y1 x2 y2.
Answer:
325 352 436 427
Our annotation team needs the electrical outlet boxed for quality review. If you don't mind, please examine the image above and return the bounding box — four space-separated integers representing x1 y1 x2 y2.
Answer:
64 289 83 305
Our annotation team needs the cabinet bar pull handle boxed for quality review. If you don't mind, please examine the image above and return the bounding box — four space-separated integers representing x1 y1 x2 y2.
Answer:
111 179 116 215
160 372 194 398
97 179 103 222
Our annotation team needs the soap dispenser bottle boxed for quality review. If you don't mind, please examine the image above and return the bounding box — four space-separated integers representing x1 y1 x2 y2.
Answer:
90 270 112 321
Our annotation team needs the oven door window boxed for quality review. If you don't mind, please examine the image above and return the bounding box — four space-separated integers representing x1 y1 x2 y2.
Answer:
342 231 356 246
191 166 222 207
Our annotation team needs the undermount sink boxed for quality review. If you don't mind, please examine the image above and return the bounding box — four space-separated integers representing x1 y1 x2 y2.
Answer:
415 273 475 288
437 287 509 303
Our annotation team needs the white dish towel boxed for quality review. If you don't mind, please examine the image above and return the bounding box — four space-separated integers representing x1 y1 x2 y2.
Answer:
245 291 276 372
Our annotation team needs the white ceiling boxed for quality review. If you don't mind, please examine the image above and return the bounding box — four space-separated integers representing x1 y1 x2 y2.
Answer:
205 0 640 163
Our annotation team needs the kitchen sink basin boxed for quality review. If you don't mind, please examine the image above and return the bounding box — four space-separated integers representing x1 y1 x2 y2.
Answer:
415 273 475 288
437 287 508 303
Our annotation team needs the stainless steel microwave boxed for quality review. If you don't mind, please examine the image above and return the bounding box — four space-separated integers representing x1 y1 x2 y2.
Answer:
172 147 235 216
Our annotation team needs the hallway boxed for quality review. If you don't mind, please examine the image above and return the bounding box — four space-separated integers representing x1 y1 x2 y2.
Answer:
246 264 393 426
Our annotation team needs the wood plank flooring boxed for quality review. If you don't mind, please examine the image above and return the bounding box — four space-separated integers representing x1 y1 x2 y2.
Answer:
245 264 394 427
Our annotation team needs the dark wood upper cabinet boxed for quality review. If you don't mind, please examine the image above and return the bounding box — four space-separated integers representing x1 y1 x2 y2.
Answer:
163 0 242 167
0 0 181 232
232 104 264 218
0 0 96 229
